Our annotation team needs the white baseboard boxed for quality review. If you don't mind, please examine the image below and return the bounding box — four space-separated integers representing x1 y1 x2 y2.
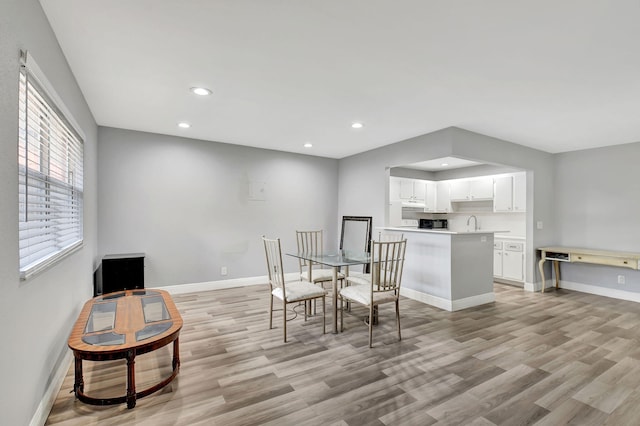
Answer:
558 280 640 303
155 273 300 295
524 281 540 292
30 350 73 426
451 292 496 311
401 287 495 312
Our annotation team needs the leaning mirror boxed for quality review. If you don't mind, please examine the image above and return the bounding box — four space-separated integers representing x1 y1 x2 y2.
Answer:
340 216 372 271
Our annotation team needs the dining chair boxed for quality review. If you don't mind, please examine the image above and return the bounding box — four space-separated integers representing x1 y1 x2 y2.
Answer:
262 236 326 342
339 238 407 348
295 230 345 289
344 232 404 286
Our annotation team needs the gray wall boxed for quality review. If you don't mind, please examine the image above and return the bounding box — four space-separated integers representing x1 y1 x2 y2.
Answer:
338 127 556 286
98 127 339 286
0 1 98 424
554 142 640 291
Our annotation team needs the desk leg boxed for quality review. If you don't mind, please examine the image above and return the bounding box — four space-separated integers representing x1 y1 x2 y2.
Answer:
554 260 560 289
539 251 546 293
126 350 136 409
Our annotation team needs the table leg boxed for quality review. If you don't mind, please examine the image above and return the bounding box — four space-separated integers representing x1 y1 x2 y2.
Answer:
539 251 547 293
126 350 136 409
172 337 181 371
332 267 338 333
554 260 560 289
73 355 84 395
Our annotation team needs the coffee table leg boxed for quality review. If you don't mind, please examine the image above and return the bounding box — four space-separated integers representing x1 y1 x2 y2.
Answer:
126 350 136 409
73 355 84 395
172 338 181 371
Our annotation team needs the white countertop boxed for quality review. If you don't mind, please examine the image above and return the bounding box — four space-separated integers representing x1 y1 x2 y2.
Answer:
380 226 512 235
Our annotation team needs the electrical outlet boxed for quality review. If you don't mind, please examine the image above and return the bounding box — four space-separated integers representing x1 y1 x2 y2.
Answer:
618 275 625 284
221 266 228 276
536 221 543 230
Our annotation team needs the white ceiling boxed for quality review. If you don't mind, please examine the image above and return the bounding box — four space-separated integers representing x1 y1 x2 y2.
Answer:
403 157 482 172
40 0 640 159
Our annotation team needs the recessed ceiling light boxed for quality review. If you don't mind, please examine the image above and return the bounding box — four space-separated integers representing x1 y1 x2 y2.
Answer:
190 87 212 96
351 122 363 129
178 122 191 129
441 163 449 167
304 143 313 148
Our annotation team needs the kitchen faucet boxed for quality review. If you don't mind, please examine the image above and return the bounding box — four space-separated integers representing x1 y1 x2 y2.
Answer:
467 215 478 231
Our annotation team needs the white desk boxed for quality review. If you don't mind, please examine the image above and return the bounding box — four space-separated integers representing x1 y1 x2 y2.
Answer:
538 246 640 293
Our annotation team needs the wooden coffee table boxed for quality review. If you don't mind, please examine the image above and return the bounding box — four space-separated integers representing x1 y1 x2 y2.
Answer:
68 289 183 408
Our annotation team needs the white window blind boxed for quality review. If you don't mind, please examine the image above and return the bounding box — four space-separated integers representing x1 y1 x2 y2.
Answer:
18 53 84 279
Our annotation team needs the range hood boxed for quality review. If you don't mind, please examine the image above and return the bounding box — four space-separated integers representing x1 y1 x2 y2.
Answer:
401 201 425 208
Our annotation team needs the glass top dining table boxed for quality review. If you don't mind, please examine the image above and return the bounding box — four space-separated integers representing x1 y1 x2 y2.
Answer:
286 250 370 333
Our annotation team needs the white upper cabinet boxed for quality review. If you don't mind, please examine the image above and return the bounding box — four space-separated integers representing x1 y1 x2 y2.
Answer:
470 178 494 199
435 181 451 212
493 172 526 212
513 172 526 212
398 178 414 199
449 180 469 201
450 177 493 201
493 175 514 212
391 177 426 202
413 180 426 200
424 181 436 212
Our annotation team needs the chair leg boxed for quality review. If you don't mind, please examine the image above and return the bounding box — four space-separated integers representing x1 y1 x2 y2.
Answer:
369 304 374 348
396 299 401 341
340 295 344 332
283 300 287 343
322 296 326 335
269 294 273 329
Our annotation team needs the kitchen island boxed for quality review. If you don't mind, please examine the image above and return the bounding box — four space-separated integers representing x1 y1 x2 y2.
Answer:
381 227 502 311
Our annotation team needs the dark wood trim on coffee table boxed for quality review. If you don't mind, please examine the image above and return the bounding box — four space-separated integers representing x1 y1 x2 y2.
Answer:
68 289 183 409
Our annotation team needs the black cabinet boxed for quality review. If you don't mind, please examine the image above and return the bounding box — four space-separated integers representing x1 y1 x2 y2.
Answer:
94 253 145 296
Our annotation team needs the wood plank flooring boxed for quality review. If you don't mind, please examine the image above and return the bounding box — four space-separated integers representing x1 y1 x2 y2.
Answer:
46 283 640 425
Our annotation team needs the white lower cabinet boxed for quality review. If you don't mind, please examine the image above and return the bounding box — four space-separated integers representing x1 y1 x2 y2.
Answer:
493 242 503 277
494 239 524 282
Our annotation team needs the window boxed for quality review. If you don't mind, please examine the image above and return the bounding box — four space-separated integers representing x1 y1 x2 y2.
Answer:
18 52 84 279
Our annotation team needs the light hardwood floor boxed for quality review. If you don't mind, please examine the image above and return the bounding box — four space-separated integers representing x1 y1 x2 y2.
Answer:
47 283 640 425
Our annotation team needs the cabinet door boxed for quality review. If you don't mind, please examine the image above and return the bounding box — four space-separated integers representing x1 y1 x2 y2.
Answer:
513 172 526 212
502 251 524 281
449 180 470 201
435 181 451 212
398 178 414 199
413 180 426 201
493 176 513 212
424 181 436 212
470 178 494 200
493 250 503 277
